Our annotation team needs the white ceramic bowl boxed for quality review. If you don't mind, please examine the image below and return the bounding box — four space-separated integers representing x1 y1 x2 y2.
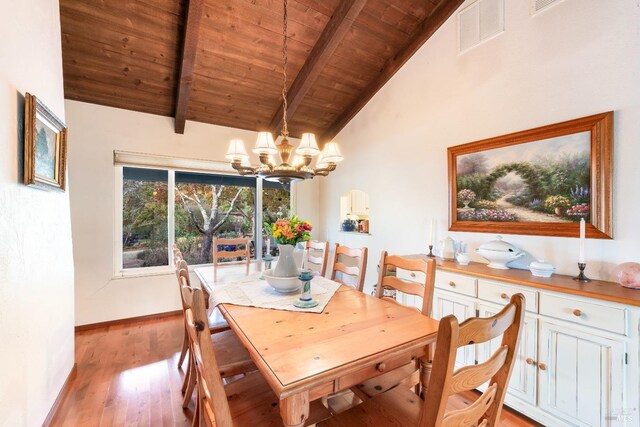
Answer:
530 267 554 278
529 260 555 278
263 269 301 293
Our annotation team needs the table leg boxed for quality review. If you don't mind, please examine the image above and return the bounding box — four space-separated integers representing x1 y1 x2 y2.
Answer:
419 344 435 396
280 391 309 427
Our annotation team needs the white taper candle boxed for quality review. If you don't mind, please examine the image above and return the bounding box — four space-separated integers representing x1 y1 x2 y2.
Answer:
578 218 585 263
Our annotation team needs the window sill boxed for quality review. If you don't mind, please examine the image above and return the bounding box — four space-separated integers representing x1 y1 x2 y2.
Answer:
112 260 261 280
113 266 174 280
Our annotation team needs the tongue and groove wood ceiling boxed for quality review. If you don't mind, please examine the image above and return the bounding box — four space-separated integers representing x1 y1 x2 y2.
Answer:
60 0 462 140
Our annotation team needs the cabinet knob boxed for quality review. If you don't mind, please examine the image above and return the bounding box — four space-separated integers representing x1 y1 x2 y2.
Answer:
410 272 416 278
538 363 547 371
376 362 386 372
525 358 536 366
573 309 582 317
448 281 456 288
500 293 509 300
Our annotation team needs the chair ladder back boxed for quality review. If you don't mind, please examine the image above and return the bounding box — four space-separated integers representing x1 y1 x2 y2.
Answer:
181 285 233 427
176 271 191 311
174 258 191 309
175 259 189 280
457 304 517 347
419 294 525 427
375 251 436 316
172 243 181 259
330 243 368 292
213 236 251 281
304 240 329 276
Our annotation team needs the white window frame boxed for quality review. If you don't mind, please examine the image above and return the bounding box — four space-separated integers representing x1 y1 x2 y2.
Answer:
113 159 294 279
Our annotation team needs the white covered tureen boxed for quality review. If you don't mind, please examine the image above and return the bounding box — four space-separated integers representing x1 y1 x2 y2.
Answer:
475 236 525 270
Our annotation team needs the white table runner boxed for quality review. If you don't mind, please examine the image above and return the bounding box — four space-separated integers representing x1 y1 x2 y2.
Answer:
209 273 341 313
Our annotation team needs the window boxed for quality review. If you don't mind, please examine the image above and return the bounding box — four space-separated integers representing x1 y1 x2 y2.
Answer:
262 182 291 257
122 167 168 269
118 166 290 274
175 172 256 266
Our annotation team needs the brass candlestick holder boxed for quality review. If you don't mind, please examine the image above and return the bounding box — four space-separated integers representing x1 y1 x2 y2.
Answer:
573 263 591 282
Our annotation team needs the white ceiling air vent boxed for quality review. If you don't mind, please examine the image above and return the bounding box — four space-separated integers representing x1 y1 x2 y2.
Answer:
458 0 505 54
531 0 564 15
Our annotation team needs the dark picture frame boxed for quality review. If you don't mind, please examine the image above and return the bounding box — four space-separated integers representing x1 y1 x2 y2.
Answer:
448 112 613 239
23 92 68 191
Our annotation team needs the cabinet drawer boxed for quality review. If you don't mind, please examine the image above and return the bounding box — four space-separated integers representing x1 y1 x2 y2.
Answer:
336 352 415 392
477 280 538 313
435 271 476 297
539 293 627 335
396 268 426 284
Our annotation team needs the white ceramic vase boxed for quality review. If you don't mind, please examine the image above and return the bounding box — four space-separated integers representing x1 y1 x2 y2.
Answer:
273 244 299 277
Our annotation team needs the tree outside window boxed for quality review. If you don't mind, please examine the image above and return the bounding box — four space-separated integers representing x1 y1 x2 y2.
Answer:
122 168 168 269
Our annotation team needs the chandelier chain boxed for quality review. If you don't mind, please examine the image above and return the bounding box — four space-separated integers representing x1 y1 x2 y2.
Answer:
281 0 289 138
227 0 342 183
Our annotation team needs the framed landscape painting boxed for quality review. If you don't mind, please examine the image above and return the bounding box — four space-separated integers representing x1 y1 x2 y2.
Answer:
448 112 613 239
23 93 68 191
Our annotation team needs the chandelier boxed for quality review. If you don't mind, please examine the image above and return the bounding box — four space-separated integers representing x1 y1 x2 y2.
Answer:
225 0 343 184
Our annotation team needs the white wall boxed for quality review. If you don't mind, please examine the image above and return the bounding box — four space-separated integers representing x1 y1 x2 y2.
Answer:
320 0 640 293
0 0 75 425
66 101 319 326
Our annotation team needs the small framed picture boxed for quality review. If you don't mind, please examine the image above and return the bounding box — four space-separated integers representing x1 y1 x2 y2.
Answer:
23 93 68 191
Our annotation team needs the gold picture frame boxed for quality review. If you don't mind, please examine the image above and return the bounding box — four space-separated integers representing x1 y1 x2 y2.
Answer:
23 93 68 191
448 112 613 239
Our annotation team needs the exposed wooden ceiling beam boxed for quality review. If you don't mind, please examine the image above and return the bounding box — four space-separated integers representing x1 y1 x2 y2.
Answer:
268 0 368 136
174 0 204 134
320 0 465 144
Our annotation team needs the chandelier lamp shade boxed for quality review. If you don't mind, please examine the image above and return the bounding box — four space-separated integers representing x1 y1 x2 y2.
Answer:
226 133 344 183
225 0 343 184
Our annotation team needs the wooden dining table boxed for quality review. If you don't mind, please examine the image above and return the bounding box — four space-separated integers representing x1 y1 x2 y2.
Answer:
194 265 440 427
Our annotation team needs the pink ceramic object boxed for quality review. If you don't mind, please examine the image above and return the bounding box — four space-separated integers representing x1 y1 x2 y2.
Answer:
614 262 640 289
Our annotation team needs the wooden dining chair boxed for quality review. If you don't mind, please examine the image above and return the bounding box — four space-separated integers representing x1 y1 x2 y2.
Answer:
352 252 436 400
213 237 251 282
175 256 251 406
175 260 231 368
178 275 258 413
330 243 368 292
303 240 329 276
182 285 331 427
319 294 526 427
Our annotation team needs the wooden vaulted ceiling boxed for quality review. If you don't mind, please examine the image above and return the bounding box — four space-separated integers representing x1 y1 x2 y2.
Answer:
60 0 463 141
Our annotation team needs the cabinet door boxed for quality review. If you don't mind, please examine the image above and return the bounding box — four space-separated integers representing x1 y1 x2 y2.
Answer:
476 303 537 405
349 190 369 215
538 321 626 427
433 290 476 368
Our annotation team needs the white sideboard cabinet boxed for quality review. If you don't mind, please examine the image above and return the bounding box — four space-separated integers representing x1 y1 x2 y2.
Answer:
395 259 640 427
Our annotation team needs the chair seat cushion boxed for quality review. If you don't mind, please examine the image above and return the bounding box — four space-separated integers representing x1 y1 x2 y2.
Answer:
222 372 332 426
211 329 256 378
319 386 421 427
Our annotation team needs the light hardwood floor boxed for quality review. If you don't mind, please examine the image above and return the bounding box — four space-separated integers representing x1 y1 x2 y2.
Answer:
51 314 542 426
